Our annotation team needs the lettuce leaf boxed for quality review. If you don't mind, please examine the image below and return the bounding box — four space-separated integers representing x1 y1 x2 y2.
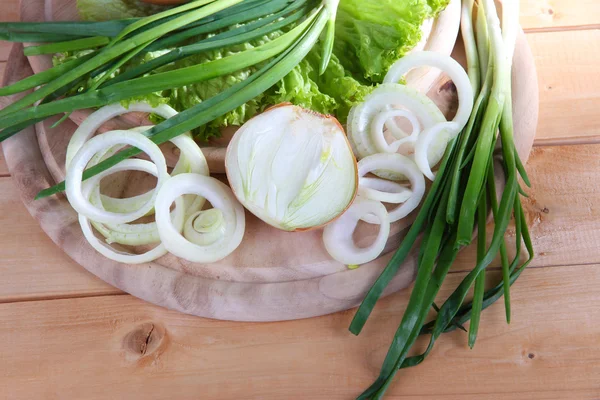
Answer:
333 0 445 83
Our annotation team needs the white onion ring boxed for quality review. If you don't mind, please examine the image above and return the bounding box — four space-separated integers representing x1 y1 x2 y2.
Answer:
66 130 169 224
347 83 446 161
415 121 460 180
65 103 179 167
383 51 474 132
79 159 185 264
357 153 426 223
358 177 412 204
371 109 421 153
184 209 226 246
155 173 245 263
323 197 390 266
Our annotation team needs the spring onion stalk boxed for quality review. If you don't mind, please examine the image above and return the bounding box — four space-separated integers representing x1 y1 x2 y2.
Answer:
0 0 245 118
148 0 295 50
0 31 81 43
105 1 310 86
109 0 219 46
461 0 480 94
0 15 315 134
35 6 330 200
0 53 95 97
23 36 110 56
320 0 339 75
468 189 487 348
351 0 533 397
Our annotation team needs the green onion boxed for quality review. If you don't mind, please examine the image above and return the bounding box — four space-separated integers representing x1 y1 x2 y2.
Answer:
468 188 487 348
105 1 310 86
0 15 314 135
352 0 532 397
0 53 95 97
23 36 110 56
0 0 245 118
148 0 295 50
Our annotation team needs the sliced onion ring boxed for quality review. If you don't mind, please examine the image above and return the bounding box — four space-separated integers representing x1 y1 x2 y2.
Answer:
65 103 179 167
383 51 474 131
347 83 446 161
358 177 412 204
155 173 245 263
415 121 460 180
357 153 426 223
66 130 169 225
371 109 421 153
79 159 185 264
184 209 226 246
323 197 390 266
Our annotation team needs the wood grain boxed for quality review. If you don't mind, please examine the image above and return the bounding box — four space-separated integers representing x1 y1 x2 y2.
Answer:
0 177 120 302
531 29 600 145
1 264 599 399
2 142 599 306
521 0 600 32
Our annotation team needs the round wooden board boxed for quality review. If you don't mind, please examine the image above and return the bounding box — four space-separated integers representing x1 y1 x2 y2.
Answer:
0 1 538 321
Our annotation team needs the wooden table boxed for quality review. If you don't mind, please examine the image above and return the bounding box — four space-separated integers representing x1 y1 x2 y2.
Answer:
1 1 599 398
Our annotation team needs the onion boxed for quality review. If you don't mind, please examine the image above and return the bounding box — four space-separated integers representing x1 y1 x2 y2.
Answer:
79 159 185 264
226 104 358 232
66 130 170 225
155 173 245 263
358 177 412 204
347 83 446 162
384 51 474 131
65 104 209 215
415 121 461 180
357 153 426 223
323 197 390 266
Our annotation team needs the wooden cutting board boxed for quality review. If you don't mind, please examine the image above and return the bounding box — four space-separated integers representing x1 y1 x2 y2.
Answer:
0 0 538 321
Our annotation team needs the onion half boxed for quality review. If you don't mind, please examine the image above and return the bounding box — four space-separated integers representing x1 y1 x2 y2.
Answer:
226 104 358 232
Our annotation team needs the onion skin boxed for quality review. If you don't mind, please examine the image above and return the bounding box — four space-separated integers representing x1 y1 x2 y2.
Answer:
225 103 358 232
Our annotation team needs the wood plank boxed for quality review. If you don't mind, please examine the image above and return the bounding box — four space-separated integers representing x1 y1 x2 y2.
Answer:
455 144 600 270
529 29 600 145
0 1 19 62
0 264 598 399
521 0 600 31
1 144 600 301
0 176 120 302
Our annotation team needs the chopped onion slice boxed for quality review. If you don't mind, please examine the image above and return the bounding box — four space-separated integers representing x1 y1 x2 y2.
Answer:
79 159 185 264
323 197 390 266
155 173 245 263
357 153 426 223
415 121 461 180
358 177 412 204
383 51 474 132
347 83 446 161
184 209 226 246
66 130 169 225
371 109 421 153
